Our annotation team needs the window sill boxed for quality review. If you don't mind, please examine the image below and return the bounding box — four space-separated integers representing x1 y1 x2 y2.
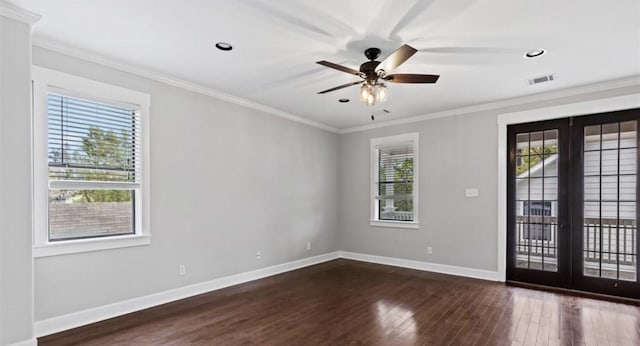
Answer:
370 221 420 229
33 234 151 258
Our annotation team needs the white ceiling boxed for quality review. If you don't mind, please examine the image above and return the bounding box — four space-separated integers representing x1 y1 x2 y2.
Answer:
10 0 640 130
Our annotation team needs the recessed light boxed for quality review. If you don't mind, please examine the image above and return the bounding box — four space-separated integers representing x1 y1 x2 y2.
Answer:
524 49 546 58
215 42 233 51
338 98 350 103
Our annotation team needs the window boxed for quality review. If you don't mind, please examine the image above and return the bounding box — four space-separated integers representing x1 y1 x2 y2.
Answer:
523 200 552 216
33 67 150 257
370 133 419 229
521 200 553 240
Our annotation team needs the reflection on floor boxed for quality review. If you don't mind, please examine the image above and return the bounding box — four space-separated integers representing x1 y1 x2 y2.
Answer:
39 259 640 345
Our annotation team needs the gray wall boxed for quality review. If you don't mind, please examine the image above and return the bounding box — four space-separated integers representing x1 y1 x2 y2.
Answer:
339 110 499 270
33 47 339 321
0 16 34 345
338 85 640 273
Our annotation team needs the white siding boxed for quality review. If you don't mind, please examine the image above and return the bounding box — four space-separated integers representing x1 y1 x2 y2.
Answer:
584 136 636 220
516 137 636 220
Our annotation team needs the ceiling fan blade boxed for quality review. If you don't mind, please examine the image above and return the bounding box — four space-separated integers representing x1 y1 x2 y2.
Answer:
316 61 363 76
375 44 417 73
317 81 363 94
383 74 440 84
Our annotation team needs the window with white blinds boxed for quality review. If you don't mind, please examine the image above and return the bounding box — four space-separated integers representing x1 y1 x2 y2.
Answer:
47 94 141 187
33 67 150 257
46 93 141 241
371 133 419 228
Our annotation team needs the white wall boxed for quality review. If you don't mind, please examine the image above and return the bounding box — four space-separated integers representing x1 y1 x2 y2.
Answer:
32 47 339 322
338 85 640 273
0 15 34 345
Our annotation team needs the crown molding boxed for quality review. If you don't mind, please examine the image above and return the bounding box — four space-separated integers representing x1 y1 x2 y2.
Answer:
0 1 40 25
32 37 340 134
339 75 640 134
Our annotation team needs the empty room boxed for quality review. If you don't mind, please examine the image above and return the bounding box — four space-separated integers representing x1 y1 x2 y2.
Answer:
1 0 640 345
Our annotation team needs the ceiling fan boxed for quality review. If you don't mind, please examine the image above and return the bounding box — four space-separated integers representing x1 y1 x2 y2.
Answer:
316 44 439 106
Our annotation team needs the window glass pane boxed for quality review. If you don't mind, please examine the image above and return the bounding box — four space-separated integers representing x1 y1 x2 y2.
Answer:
620 174 636 202
584 151 600 176
516 133 529 151
601 123 619 150
620 121 637 149
516 178 529 201
584 176 600 201
620 148 636 175
601 176 618 202
49 189 134 241
543 154 558 177
48 93 140 183
515 158 531 175
375 139 415 222
543 130 559 154
584 125 601 151
601 149 619 175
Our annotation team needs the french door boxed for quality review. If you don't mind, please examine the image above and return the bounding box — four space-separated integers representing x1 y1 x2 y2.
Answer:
507 108 640 299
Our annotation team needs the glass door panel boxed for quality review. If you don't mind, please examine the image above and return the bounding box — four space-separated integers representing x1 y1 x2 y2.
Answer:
514 130 560 272
507 119 569 287
582 120 637 282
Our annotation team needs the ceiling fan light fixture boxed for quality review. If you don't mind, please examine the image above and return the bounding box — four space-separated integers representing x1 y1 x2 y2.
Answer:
360 84 373 103
375 83 388 103
366 94 375 106
360 83 387 106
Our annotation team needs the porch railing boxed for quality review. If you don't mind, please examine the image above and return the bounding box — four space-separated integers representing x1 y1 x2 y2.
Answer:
515 216 637 265
380 210 413 221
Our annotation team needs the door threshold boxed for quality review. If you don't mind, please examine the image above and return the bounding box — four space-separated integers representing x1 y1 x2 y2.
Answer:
506 280 640 306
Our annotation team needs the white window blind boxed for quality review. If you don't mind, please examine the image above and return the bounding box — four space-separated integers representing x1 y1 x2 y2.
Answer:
47 93 141 190
375 141 415 222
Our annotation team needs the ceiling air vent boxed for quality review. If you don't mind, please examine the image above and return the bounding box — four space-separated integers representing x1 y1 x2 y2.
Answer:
528 73 556 86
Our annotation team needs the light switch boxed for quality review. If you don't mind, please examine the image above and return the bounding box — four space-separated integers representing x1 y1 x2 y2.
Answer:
465 188 479 197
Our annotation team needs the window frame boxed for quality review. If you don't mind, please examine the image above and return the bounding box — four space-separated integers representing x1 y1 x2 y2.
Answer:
32 67 151 257
370 133 419 229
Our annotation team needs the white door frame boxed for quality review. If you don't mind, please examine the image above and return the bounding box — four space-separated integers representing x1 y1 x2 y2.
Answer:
496 93 640 281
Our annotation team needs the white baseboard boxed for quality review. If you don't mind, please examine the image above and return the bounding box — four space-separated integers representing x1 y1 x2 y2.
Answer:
8 337 37 346
34 251 340 337
339 251 501 282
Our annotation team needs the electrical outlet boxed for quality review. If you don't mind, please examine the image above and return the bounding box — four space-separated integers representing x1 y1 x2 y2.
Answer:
427 247 433 255
306 242 311 250
179 264 186 276
255 251 261 260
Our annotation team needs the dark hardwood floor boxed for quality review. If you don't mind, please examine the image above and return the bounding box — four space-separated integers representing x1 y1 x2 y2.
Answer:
39 259 640 345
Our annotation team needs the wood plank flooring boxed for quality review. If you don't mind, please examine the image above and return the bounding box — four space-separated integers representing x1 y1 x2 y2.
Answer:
39 259 640 345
